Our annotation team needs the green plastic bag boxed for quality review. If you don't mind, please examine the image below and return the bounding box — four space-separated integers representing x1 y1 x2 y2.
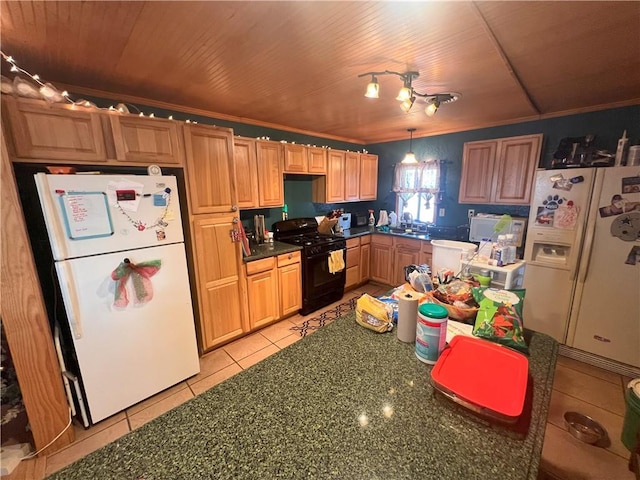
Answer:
471 287 528 353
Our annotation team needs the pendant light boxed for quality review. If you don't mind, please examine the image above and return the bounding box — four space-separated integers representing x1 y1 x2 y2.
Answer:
402 128 418 164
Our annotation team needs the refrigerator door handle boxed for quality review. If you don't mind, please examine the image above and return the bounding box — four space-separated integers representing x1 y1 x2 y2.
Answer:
577 171 604 284
57 262 84 339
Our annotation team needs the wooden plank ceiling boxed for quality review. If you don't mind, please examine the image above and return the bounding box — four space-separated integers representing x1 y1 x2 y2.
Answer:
1 1 639 144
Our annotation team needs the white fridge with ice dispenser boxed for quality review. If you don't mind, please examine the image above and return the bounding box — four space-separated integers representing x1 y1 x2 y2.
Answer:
522 166 640 368
35 173 200 425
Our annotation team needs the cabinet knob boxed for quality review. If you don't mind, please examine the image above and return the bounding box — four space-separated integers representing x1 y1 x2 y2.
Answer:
231 205 238 211
288 253 292 259
232 217 239 224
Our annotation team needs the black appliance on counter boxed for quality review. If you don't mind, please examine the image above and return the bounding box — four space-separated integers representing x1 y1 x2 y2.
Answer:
273 217 346 316
351 213 369 228
427 224 470 241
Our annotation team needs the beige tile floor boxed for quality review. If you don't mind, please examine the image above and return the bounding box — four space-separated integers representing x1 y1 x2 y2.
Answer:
4 282 636 479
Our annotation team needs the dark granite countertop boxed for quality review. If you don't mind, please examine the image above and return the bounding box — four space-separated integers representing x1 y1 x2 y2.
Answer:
338 227 442 242
48 311 557 480
243 241 302 262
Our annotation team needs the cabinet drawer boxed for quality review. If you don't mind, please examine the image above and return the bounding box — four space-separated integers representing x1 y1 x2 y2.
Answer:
346 237 361 249
371 234 393 246
345 246 360 267
277 251 300 267
393 237 422 251
246 257 275 275
360 235 371 245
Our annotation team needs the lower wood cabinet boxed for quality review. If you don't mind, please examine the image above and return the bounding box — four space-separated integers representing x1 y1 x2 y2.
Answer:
191 213 247 352
392 237 422 286
277 251 302 318
360 235 371 283
345 237 361 290
420 242 433 270
245 251 301 329
370 235 393 285
245 257 280 329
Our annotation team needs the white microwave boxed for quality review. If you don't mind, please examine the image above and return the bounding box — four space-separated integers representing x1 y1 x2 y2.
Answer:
469 215 527 247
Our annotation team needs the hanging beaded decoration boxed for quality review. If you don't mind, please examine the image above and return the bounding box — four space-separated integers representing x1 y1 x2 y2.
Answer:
116 187 172 232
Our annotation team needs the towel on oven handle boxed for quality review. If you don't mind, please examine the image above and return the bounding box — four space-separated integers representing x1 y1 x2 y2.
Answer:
328 249 345 274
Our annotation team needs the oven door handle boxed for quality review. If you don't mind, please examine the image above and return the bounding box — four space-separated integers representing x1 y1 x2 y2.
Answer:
306 249 345 261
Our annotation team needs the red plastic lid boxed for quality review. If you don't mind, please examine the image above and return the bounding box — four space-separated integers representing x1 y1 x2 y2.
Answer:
431 335 529 419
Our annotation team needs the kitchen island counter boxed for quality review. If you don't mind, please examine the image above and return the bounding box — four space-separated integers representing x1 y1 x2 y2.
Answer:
48 310 557 480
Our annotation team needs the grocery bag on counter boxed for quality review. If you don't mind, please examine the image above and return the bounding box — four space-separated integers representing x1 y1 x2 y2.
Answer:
471 287 528 353
355 294 394 333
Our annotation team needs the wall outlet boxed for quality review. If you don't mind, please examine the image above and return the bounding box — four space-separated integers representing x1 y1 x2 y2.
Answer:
438 208 446 217
468 209 475 218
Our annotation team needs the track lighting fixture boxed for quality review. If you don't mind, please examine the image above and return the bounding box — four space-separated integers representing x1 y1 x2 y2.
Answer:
401 128 418 164
357 70 460 116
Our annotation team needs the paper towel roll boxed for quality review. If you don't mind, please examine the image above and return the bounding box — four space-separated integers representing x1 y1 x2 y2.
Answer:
397 291 422 343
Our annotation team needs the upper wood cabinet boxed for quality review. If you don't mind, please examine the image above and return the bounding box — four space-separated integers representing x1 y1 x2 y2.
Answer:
283 143 307 173
459 134 542 205
234 137 259 209
191 213 246 352
110 115 183 165
183 124 237 215
3 96 107 162
345 152 360 201
359 153 378 200
307 147 327 174
312 150 345 203
256 140 284 207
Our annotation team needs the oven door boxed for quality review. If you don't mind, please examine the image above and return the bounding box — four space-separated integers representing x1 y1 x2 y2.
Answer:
305 249 346 292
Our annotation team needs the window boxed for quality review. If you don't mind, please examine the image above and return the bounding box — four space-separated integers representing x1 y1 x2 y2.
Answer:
392 160 440 224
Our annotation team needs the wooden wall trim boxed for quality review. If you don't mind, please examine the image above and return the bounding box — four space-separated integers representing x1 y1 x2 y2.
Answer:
0 126 74 454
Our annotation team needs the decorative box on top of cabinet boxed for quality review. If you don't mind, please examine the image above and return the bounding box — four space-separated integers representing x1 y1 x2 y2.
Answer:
459 134 542 205
2 96 107 162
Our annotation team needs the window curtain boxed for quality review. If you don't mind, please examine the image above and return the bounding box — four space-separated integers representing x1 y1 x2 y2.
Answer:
392 160 440 203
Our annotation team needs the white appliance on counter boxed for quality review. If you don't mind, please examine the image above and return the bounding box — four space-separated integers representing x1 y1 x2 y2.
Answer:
35 173 200 425
466 260 527 290
522 167 640 369
469 214 527 247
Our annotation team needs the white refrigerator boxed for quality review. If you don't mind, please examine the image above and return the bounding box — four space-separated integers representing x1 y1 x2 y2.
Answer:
523 166 640 368
35 173 200 425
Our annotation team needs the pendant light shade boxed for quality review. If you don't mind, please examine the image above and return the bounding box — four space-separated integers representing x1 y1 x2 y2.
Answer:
396 86 413 102
425 100 439 117
401 128 418 164
400 96 416 113
364 76 379 98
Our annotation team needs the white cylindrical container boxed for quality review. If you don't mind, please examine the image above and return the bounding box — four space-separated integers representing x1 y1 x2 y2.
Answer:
415 303 449 364
627 145 640 166
397 291 421 343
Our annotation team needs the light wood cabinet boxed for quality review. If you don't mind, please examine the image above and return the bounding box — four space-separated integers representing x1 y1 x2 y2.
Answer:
370 234 393 285
459 134 542 205
345 237 361 290
191 214 246 351
308 147 327 174
277 251 302 317
345 152 361 201
234 137 259 209
283 143 307 173
360 239 371 283
392 237 422 286
256 140 284 207
183 124 237 215
359 153 378 200
419 241 433 270
312 150 345 203
245 257 279 329
110 115 183 165
3 96 107 161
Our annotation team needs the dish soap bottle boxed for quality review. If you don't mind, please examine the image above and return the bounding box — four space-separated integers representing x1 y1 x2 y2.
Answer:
282 204 288 221
368 209 375 227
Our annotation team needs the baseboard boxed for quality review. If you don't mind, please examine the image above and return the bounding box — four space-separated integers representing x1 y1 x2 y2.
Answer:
558 345 640 378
